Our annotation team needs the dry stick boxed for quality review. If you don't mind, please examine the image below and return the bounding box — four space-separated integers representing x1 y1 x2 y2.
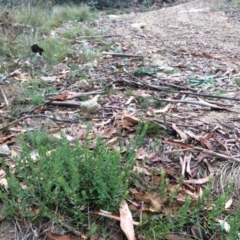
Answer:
69 90 105 99
46 90 104 99
102 52 144 58
47 100 81 107
195 147 240 163
0 114 81 131
165 146 240 163
0 86 8 106
61 223 82 236
123 69 240 101
117 77 169 91
148 73 198 91
75 34 121 40
164 148 197 154
154 98 231 111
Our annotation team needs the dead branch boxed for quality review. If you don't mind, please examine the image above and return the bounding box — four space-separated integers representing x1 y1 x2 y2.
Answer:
123 69 240 101
154 97 232 111
75 34 121 40
195 147 240 163
0 86 9 106
69 90 105 99
102 52 144 58
47 100 81 107
0 114 82 130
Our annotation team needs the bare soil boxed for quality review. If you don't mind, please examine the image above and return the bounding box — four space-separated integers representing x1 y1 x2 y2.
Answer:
99 0 240 123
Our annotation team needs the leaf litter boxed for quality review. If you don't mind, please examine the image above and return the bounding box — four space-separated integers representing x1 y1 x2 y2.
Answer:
1 0 240 239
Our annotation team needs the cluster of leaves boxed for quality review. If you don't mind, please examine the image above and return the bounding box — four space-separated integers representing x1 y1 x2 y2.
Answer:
133 67 158 77
187 76 216 88
133 174 240 239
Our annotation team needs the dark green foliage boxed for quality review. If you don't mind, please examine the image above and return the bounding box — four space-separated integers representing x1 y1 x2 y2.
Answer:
133 67 158 77
52 0 131 8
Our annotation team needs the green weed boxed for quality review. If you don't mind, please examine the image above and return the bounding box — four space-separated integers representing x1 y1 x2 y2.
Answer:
83 48 98 62
133 67 158 77
40 37 69 65
1 129 144 226
100 43 112 52
45 4 97 29
22 80 46 105
62 26 83 39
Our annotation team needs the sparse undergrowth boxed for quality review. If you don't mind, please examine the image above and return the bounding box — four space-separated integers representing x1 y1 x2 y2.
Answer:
0 128 240 239
0 3 98 71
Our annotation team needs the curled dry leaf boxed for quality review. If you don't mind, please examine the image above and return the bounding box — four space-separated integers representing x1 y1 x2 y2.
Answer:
132 166 151 176
217 219 230 233
225 198 233 209
0 169 8 187
172 123 187 141
183 173 214 185
132 191 163 212
135 148 149 160
119 200 136 240
45 230 79 240
123 115 139 124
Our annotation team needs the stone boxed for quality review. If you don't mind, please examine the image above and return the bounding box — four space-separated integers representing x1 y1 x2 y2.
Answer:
131 23 147 29
78 79 90 88
162 67 174 74
0 144 11 157
80 98 101 114
108 15 120 20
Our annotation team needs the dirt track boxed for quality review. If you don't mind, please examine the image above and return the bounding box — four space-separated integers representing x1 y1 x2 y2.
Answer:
99 0 240 123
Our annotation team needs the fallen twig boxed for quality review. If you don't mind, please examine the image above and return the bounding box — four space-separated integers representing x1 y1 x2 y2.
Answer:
122 69 240 101
0 114 82 130
0 86 9 106
47 100 81 107
75 34 121 40
102 52 144 58
92 210 140 225
115 78 169 91
46 90 105 99
194 147 240 163
154 97 231 111
164 140 240 163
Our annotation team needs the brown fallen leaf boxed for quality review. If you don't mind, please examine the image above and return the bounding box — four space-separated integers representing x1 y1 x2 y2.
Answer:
0 169 8 187
167 233 193 240
225 198 233 209
119 200 136 240
45 231 79 240
123 115 139 124
131 191 163 212
172 123 187 141
132 166 151 176
183 173 214 184
92 210 139 225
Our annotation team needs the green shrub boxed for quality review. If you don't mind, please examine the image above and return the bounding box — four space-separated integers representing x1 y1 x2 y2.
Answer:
0 131 138 225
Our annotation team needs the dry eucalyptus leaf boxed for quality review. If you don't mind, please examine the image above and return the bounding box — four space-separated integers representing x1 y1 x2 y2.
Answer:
119 200 136 240
217 219 230 233
123 115 139 124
